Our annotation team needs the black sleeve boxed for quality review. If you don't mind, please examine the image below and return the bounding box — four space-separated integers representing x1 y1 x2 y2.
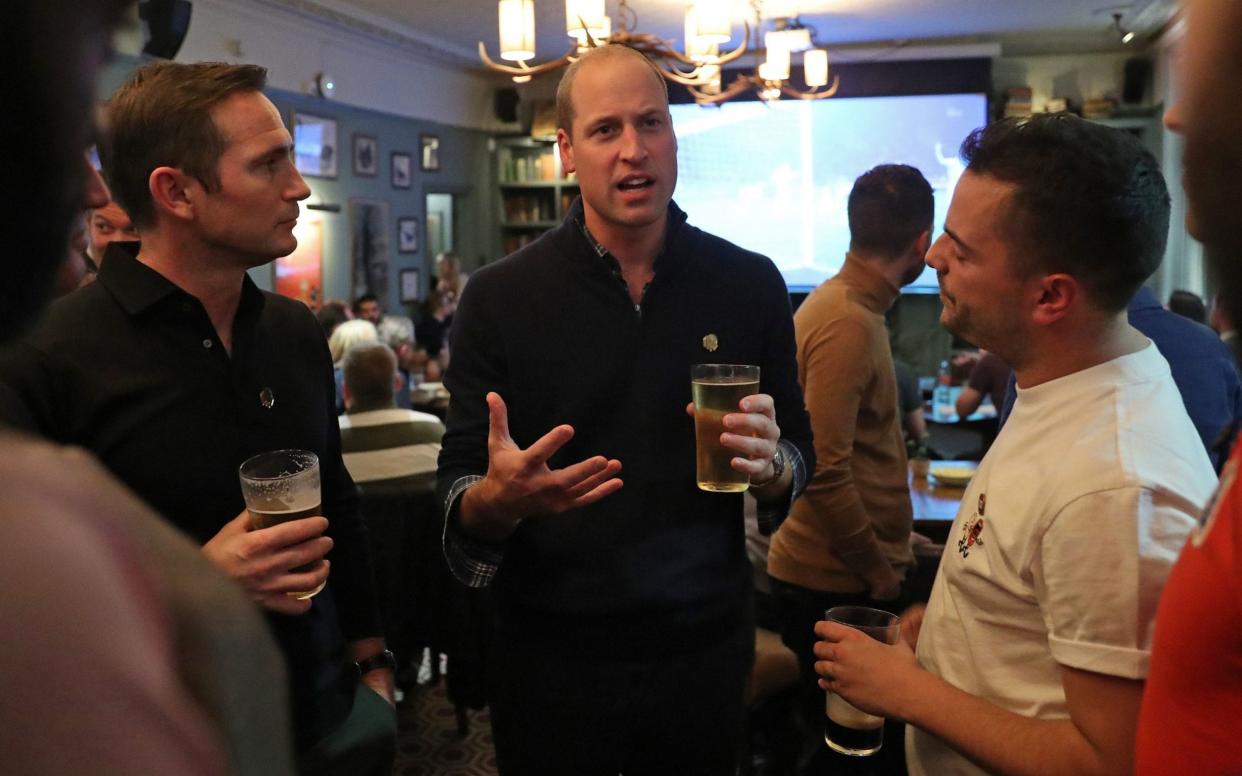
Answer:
435 271 509 511
0 341 61 438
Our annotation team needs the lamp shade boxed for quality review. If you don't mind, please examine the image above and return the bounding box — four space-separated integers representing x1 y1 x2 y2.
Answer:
694 0 732 44
566 0 608 41
499 0 536 61
763 30 791 80
803 48 828 87
684 6 720 62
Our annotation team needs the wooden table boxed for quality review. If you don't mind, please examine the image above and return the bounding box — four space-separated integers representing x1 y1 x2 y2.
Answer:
909 460 977 543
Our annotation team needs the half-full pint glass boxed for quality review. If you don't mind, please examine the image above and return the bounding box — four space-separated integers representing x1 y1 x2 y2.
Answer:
238 449 325 600
692 364 760 492
824 606 901 756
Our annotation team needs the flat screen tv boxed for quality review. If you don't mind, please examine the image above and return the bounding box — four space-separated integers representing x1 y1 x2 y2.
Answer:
669 93 988 293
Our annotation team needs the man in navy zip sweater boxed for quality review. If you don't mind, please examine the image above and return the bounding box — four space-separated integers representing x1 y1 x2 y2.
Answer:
436 45 813 774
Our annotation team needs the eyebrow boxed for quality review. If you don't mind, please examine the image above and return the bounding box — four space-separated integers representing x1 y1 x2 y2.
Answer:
942 225 974 255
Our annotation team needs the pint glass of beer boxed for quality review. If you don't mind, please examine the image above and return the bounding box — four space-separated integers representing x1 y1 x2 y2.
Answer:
691 364 760 492
238 449 325 600
823 606 901 756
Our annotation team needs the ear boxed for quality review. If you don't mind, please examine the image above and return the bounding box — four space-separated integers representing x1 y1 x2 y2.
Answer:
913 229 932 259
393 373 403 393
148 166 198 223
557 127 576 175
1030 273 1078 327
341 381 353 411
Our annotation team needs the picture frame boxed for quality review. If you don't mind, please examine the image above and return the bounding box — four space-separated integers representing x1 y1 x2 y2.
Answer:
349 198 390 301
391 151 412 189
397 216 419 254
353 133 378 177
420 134 440 172
400 268 421 303
292 112 338 179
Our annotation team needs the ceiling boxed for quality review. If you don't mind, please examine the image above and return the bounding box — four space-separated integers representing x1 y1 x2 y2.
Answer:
313 0 1176 66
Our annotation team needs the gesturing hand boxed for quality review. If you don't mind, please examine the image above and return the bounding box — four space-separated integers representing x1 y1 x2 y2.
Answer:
202 509 332 616
461 392 623 541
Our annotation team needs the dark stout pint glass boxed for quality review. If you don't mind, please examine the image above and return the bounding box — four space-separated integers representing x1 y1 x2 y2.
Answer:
692 364 760 492
823 606 902 756
238 449 325 599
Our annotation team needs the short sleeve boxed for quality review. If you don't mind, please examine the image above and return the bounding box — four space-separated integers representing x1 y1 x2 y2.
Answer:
1032 486 1196 679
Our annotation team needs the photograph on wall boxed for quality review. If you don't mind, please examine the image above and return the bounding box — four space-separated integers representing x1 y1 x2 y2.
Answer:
273 216 324 309
420 134 440 171
292 112 337 178
350 198 390 301
391 151 412 189
398 216 419 254
353 133 378 177
400 268 420 303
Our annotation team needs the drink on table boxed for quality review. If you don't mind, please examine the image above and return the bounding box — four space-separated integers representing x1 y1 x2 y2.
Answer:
691 364 760 492
238 449 325 600
823 605 902 756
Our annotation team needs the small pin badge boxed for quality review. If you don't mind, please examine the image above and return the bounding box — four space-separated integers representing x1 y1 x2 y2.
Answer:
259 387 275 409
702 333 719 352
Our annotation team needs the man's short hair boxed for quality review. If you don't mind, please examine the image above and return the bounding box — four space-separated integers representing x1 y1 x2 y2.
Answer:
102 61 268 229
1168 289 1208 324
961 114 1170 313
555 44 669 138
847 164 934 260
352 293 380 316
342 343 398 411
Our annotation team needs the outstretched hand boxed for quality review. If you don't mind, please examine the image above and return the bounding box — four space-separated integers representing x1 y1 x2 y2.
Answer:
461 392 623 541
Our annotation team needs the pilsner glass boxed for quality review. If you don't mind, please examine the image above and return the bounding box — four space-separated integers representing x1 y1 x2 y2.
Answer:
691 363 760 492
238 449 325 600
823 606 901 756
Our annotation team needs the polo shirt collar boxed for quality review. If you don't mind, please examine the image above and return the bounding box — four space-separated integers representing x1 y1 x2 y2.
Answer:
99 240 266 318
562 195 692 275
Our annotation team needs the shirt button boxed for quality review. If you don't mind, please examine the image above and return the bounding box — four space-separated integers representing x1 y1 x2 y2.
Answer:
202 339 213 349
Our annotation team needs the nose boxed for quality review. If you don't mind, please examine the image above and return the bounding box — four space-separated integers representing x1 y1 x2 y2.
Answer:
1163 101 1183 134
925 233 950 273
288 168 312 201
619 124 648 163
82 152 111 210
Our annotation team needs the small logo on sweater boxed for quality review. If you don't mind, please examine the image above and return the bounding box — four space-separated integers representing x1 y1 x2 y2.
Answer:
978 493 986 516
958 515 985 558
702 333 719 352
259 387 275 409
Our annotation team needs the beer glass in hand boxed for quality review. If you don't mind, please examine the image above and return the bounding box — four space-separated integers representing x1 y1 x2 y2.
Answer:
238 449 325 599
823 606 901 756
692 364 760 492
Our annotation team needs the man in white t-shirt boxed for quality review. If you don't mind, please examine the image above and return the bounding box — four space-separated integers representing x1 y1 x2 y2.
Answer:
811 113 1218 776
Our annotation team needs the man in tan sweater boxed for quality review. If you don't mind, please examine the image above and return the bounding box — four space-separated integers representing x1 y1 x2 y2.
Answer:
768 164 932 771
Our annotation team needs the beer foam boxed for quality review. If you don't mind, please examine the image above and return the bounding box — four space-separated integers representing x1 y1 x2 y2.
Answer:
827 693 883 730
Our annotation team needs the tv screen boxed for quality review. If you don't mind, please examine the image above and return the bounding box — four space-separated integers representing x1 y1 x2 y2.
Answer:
669 93 988 292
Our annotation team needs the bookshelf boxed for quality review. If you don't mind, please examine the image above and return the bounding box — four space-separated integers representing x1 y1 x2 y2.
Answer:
495 137 580 256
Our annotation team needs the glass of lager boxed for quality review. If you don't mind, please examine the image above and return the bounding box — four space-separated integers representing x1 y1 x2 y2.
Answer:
691 364 760 492
823 605 901 756
238 449 326 600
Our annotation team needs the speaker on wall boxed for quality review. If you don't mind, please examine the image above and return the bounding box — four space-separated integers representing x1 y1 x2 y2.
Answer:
494 87 520 123
140 0 193 60
1123 57 1152 105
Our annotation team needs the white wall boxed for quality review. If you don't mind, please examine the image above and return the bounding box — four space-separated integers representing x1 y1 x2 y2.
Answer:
171 0 520 132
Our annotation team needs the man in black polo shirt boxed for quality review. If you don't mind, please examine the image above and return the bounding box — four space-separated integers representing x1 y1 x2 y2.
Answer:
0 61 395 773
437 44 814 774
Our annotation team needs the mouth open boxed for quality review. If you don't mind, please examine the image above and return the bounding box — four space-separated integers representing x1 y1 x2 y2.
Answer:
617 176 654 192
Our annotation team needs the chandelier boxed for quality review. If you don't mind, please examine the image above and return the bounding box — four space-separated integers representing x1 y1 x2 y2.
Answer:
478 0 839 105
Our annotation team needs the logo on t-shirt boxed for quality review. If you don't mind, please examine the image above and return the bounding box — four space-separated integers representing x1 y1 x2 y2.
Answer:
958 513 985 558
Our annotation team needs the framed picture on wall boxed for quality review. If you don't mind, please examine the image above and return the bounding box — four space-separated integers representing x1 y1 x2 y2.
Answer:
292 112 338 178
400 269 420 303
397 216 419 254
420 134 440 172
353 134 378 177
391 151 412 189
349 198 390 301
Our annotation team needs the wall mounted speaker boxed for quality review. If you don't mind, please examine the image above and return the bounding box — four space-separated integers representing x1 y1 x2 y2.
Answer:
140 0 193 60
495 87 520 123
1123 58 1152 105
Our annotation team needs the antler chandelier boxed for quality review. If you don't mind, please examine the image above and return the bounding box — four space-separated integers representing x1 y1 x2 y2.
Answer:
478 0 839 105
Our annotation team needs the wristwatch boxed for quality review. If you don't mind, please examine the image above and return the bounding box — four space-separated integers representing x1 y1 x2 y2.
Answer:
354 649 397 677
752 446 785 489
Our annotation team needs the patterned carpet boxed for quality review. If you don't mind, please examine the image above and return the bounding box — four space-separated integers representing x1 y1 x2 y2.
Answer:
393 677 498 776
